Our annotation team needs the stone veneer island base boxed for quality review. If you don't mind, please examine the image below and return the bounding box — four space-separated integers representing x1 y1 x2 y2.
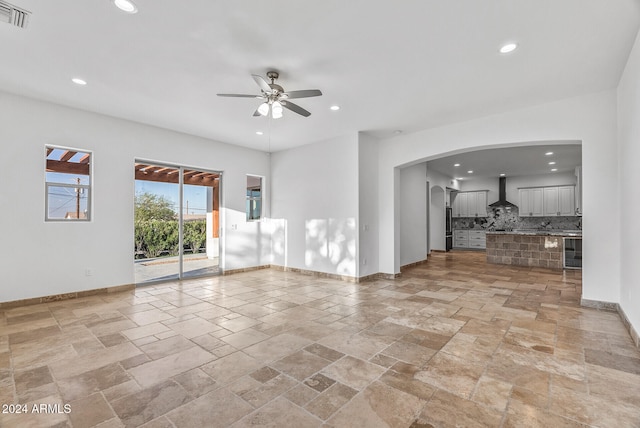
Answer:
486 232 565 269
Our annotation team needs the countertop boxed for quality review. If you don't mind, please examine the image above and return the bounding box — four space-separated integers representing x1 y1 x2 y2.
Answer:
485 229 582 237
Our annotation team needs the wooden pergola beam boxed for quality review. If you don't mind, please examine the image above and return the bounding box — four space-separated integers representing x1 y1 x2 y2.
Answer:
46 159 90 175
59 151 77 162
134 164 219 186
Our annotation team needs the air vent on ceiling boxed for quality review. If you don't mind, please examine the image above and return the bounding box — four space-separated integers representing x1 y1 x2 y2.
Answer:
0 1 30 29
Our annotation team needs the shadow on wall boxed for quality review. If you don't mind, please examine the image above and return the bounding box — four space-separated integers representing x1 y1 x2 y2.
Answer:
271 218 288 267
222 209 271 270
305 218 357 276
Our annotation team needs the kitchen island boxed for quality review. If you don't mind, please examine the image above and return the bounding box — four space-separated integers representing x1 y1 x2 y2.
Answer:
486 230 582 269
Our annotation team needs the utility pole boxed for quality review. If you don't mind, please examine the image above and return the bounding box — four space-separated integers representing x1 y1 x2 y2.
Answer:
76 177 81 219
75 177 84 219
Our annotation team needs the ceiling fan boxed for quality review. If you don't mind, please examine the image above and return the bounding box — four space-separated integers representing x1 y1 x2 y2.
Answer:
217 71 322 119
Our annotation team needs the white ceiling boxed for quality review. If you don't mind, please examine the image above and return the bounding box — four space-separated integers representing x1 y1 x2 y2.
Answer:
0 1 638 152
426 143 582 180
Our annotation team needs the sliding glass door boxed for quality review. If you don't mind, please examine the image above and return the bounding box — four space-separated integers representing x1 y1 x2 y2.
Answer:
134 161 221 284
182 168 220 278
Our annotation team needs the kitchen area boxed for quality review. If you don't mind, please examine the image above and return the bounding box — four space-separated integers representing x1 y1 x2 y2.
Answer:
433 144 583 270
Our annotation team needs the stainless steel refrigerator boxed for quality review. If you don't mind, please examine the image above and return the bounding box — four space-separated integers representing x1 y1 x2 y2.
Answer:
446 207 452 251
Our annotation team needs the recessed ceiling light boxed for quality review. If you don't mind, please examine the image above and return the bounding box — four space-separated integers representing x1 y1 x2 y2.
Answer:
330 105 340 111
545 151 554 156
113 0 138 13
551 168 558 172
456 177 463 181
467 170 473 174
548 161 556 165
72 78 87 85
499 43 518 54
499 173 506 177
454 163 460 167
256 131 263 135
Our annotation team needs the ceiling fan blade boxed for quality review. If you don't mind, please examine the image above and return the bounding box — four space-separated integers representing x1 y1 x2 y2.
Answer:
217 93 261 98
252 75 273 93
282 89 322 99
282 101 311 117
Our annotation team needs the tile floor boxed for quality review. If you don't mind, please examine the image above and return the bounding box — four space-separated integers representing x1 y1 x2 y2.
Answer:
1 251 639 427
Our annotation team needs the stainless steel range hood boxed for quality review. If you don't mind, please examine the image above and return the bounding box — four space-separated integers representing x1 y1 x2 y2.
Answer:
488 176 518 209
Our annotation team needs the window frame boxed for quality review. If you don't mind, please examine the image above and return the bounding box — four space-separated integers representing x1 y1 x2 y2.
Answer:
45 145 93 222
246 175 263 222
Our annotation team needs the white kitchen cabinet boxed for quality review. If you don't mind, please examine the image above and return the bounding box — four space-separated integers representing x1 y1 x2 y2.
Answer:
543 187 559 216
452 192 468 217
476 191 488 217
453 230 468 248
558 186 576 216
540 186 576 216
521 185 575 217
519 188 544 217
452 191 487 217
468 230 486 249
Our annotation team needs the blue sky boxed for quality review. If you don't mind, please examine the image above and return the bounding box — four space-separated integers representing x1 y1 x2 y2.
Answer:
135 180 207 215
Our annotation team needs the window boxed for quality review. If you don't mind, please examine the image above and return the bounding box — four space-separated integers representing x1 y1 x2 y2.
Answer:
246 175 262 221
45 146 91 221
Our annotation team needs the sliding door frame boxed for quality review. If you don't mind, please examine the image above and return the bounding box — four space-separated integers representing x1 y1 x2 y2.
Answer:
134 158 223 284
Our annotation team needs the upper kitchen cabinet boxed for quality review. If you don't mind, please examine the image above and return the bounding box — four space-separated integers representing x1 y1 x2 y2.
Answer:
472 191 488 217
452 192 468 217
519 188 544 217
558 186 576 216
452 191 488 218
543 187 559 216
521 186 575 217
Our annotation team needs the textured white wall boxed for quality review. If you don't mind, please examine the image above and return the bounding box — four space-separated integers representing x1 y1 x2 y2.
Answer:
617 29 640 338
270 134 359 277
429 185 445 252
358 133 380 277
0 92 270 302
400 163 427 266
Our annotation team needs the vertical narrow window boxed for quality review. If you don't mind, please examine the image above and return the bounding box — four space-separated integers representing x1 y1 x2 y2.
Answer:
246 175 262 221
45 146 92 221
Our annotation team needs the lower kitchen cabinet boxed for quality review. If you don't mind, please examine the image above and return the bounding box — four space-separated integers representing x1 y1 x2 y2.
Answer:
468 230 486 249
454 230 486 249
454 230 468 248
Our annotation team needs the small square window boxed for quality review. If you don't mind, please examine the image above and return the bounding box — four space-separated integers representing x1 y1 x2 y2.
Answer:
45 146 92 221
246 175 262 221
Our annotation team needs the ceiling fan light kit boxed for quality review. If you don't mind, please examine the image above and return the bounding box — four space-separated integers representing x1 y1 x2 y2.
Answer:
271 101 283 119
218 71 322 119
257 102 270 116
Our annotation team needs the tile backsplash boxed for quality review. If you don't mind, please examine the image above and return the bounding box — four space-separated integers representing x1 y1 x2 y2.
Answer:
453 206 581 230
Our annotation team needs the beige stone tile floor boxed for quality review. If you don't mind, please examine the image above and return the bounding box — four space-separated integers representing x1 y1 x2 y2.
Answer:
1 251 639 427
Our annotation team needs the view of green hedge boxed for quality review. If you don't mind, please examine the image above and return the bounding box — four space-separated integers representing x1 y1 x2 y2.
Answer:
134 219 206 258
134 192 208 259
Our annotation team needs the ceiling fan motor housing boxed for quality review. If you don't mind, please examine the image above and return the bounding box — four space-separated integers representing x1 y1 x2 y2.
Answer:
266 71 283 94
